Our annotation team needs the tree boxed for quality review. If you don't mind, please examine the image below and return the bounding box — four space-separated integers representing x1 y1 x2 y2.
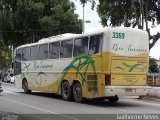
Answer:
0 0 82 47
79 0 96 10
0 0 82 69
149 57 159 73
0 39 11 69
97 0 160 50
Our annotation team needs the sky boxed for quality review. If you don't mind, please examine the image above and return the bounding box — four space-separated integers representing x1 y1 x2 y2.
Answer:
73 0 103 32
149 25 160 60
73 0 160 59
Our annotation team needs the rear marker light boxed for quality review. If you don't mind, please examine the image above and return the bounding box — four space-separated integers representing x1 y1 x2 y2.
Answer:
105 75 111 86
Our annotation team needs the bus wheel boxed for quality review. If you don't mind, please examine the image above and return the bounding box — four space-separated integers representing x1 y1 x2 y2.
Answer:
62 81 72 101
73 82 83 103
22 80 31 94
108 96 119 103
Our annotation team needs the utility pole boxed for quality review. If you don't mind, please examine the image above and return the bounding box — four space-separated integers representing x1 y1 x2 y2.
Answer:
82 2 85 33
11 44 14 70
81 0 91 33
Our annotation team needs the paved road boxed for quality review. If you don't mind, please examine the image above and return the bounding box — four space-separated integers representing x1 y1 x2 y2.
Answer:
0 83 160 120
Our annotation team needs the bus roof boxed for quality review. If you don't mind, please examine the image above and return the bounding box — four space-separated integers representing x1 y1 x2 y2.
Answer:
16 27 147 49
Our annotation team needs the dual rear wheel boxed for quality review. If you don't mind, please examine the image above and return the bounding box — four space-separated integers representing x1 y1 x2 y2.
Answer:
22 80 118 103
62 81 83 103
108 95 119 103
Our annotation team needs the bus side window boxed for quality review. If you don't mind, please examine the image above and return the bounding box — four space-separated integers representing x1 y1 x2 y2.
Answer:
49 42 60 59
15 49 22 61
39 44 48 60
73 37 88 57
22 47 30 61
30 46 38 60
60 40 73 58
89 35 102 55
14 60 21 75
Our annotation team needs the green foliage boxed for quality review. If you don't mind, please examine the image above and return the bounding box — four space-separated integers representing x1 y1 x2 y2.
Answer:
0 0 82 69
97 0 160 27
0 39 11 69
149 57 159 73
0 0 82 47
79 0 96 10
97 0 160 50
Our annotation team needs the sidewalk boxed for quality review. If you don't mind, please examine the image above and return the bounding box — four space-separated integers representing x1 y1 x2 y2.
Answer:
139 86 160 102
147 86 160 98
139 96 160 102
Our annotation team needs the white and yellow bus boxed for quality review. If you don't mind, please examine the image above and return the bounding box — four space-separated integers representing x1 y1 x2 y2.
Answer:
14 27 149 102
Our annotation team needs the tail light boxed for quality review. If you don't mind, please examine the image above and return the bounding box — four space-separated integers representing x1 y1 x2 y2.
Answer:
146 76 148 86
105 75 111 86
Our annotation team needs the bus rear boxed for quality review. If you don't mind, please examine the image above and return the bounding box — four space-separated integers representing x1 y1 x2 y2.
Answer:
103 28 149 100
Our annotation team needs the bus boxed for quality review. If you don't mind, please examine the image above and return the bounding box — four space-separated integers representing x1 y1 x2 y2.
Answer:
14 27 149 103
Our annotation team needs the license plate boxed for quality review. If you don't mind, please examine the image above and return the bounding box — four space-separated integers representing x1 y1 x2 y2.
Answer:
125 88 133 93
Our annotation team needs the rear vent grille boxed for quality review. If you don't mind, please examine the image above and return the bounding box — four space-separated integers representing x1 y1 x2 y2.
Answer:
87 75 97 80
87 75 98 92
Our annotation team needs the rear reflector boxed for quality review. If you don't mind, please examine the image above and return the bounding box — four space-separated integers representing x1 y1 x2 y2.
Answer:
105 75 111 86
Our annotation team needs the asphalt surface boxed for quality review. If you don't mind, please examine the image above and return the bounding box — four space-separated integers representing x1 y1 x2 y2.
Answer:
0 83 160 120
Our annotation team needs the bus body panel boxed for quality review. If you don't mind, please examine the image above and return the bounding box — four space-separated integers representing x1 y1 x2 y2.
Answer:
102 28 149 97
22 59 73 93
20 54 105 99
105 86 147 97
14 27 149 100
15 75 22 89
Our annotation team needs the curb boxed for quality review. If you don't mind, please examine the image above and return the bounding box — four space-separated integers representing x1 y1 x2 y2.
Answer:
139 96 160 102
147 87 160 98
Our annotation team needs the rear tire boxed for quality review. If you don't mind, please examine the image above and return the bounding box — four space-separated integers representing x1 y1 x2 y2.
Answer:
0 86 3 93
22 80 31 94
108 96 119 103
73 82 83 103
62 81 72 101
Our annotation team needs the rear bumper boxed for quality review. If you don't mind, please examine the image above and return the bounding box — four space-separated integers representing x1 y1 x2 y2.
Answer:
105 86 148 97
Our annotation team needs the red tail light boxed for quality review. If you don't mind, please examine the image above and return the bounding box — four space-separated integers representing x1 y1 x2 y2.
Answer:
105 75 111 86
146 76 148 86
